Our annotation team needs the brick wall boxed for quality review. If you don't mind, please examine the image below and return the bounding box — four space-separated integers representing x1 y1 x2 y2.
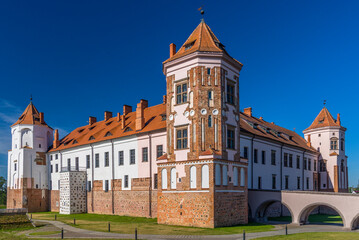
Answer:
50 190 60 212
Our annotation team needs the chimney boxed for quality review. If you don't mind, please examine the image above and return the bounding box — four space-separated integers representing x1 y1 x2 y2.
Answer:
136 99 148 131
163 95 167 104
39 112 44 124
89 116 97 125
170 43 176 58
104 111 113 121
117 112 121 122
53 129 60 148
259 116 263 120
243 107 252 117
337 113 341 126
123 105 132 116
307 134 312 147
121 115 125 129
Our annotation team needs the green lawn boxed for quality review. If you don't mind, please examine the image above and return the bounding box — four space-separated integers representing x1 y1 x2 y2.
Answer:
268 214 343 224
0 205 6 209
31 212 275 235
29 230 61 236
0 214 34 230
255 232 359 239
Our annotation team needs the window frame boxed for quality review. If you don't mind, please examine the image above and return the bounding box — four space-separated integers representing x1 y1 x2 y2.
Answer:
175 82 188 105
130 149 136 165
176 127 188 150
142 147 148 162
118 151 124 166
226 82 235 105
104 152 109 167
227 127 235 150
95 154 99 168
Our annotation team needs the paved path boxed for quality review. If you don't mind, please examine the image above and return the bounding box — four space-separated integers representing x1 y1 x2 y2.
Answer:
25 219 359 240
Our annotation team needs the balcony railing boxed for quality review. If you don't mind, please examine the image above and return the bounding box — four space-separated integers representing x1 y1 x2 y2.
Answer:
61 166 87 172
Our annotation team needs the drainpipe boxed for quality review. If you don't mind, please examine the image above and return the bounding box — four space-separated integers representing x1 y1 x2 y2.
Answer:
148 134 152 217
90 144 94 212
111 140 115 214
302 150 306 191
250 135 255 189
280 144 284 190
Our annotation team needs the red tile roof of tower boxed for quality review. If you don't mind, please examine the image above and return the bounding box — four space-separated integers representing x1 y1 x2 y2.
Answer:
305 107 340 131
12 102 52 128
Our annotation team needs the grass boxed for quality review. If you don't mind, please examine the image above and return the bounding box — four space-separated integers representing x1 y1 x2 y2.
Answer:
255 232 359 239
29 230 61 236
31 211 275 235
0 214 34 230
0 205 6 209
268 214 343 224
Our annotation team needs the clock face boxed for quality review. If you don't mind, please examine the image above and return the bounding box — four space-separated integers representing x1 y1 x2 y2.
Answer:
169 114 174 121
201 108 207 115
184 111 189 117
212 109 219 115
190 110 195 116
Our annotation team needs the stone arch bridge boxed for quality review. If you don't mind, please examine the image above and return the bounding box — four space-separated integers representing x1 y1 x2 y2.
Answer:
248 189 359 230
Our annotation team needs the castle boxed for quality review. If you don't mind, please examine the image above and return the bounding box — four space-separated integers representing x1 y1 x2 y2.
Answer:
7 20 348 228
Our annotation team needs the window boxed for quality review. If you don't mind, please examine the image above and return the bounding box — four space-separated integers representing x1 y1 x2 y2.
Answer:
161 169 167 189
39 144 41 148
341 160 344 172
297 177 301 189
50 155 53 161
341 139 344 151
55 154 58 160
56 164 58 172
207 68 211 75
272 174 276 189
142 147 148 162
254 149 258 163
271 150 276 165
86 155 90 169
88 181 92 192
227 128 235 149
118 151 124 165
130 149 136 164
304 158 307 170
285 176 289 189
104 152 109 167
240 168 245 187
176 128 188 149
258 176 262 189
215 164 221 186
154 174 158 189
50 164 53 173
190 166 196 189
262 151 266 164
320 161 327 172
314 160 317 171
124 175 129 188
243 147 248 159
14 163 17 171
284 153 288 167
170 168 176 189
208 90 214 107
289 154 293 168
222 165 228 186
67 158 71 171
95 154 99 168
156 145 163 158
306 177 309 189
232 167 238 186
308 159 311 171
208 115 212 127
296 156 300 169
176 82 188 104
75 157 79 170
227 83 235 105
105 180 109 192
330 139 338 150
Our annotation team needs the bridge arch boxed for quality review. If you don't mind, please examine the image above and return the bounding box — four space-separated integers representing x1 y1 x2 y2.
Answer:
350 213 359 230
255 200 294 221
298 202 345 227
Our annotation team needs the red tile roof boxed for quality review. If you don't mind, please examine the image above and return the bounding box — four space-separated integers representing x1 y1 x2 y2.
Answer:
12 102 51 128
305 107 340 131
49 103 166 152
163 21 242 67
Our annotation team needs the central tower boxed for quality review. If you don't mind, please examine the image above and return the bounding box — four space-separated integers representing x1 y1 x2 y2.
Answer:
157 20 248 228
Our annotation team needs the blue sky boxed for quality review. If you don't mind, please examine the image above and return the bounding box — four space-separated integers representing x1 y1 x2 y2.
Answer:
0 0 358 186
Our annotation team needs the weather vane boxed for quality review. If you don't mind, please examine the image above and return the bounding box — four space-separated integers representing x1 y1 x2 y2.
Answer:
30 94 33 103
198 6 204 21
323 99 326 106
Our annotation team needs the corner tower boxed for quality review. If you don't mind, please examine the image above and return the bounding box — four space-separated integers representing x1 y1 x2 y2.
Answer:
303 106 347 192
7 101 53 211
158 20 248 227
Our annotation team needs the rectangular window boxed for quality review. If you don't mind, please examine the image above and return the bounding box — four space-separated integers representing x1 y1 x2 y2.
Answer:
176 128 188 149
55 154 58 160
308 159 311 171
254 149 258 163
119 151 124 166
88 181 92 192
297 177 301 190
258 176 262 189
306 177 309 189
154 174 158 189
105 180 109 192
51 165 53 173
14 163 17 171
56 164 58 172
271 150 276 165
142 147 148 162
285 175 289 189
262 151 266 164
104 152 109 167
314 160 317 171
156 145 163 158
124 175 129 188
95 154 99 168
75 157 79 171
227 129 235 150
272 174 276 189
67 158 71 171
130 149 136 164
176 82 188 104
296 155 300 169
86 155 90 169
284 153 288 167
341 140 344 151
304 158 307 170
50 155 53 161
243 147 248 159
289 154 293 168
227 83 235 105
330 140 338 150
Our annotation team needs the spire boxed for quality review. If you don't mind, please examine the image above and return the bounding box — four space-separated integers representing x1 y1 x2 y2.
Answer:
11 102 51 128
304 106 339 131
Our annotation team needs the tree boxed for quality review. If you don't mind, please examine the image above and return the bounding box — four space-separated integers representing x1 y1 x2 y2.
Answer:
0 176 6 205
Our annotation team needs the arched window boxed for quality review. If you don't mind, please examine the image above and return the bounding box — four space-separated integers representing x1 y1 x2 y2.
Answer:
208 115 212 127
222 165 228 186
190 166 197 189
201 165 209 188
240 168 245 187
170 168 176 189
233 167 238 186
215 164 221 186
161 169 167 189
341 138 344 151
